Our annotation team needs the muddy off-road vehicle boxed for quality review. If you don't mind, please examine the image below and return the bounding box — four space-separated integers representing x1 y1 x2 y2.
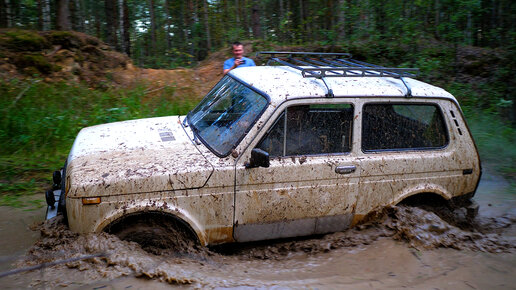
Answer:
46 52 481 247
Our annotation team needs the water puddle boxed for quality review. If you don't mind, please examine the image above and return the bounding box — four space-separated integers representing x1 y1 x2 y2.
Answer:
1 170 515 288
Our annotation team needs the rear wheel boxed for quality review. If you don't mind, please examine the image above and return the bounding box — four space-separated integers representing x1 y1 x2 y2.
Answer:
399 193 477 229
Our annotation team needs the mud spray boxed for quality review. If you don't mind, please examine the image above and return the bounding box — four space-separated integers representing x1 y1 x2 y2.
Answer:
8 203 513 288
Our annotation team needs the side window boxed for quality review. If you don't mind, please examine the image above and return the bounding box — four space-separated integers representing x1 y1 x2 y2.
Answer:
257 112 285 157
257 104 354 157
362 103 448 151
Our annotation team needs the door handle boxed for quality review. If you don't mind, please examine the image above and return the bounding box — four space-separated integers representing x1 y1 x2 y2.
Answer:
335 165 356 174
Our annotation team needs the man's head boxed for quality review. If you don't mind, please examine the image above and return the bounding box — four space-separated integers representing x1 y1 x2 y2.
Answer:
232 42 244 59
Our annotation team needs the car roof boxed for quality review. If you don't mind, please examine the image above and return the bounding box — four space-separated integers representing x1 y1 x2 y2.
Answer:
229 66 456 104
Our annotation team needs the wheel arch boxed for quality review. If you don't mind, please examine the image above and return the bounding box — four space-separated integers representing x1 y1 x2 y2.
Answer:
393 184 452 206
96 204 207 246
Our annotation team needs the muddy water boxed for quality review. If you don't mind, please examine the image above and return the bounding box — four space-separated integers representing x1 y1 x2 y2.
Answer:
1 169 515 289
0 207 40 273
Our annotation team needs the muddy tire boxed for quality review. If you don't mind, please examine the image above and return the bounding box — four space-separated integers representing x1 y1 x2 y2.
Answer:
399 193 478 230
107 213 199 253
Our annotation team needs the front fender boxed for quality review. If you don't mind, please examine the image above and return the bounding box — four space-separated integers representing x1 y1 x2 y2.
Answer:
89 199 207 246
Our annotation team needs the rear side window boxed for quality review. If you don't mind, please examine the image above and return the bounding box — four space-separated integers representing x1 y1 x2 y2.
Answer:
257 104 354 157
362 103 448 151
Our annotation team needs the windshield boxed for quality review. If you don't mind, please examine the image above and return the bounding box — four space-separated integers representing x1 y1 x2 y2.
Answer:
187 76 268 157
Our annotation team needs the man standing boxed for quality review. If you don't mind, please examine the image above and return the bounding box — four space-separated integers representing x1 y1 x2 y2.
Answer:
223 42 256 75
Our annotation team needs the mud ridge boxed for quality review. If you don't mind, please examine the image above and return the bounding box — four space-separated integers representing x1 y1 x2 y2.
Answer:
21 216 202 287
16 204 515 287
386 205 516 252
215 205 515 260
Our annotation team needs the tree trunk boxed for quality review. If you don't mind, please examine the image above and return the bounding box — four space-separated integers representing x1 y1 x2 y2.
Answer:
164 0 172 50
299 0 304 42
223 0 228 20
235 0 240 25
180 0 188 51
71 0 84 31
242 0 249 37
362 0 369 37
105 0 118 49
36 0 44 29
286 0 291 42
56 0 71 30
466 11 472 45
252 0 261 38
95 1 101 38
3 0 13 28
148 0 157 55
118 0 125 53
182 0 191 53
186 0 195 57
375 0 385 38
192 0 198 24
337 0 346 41
41 0 51 30
326 0 332 31
0 1 4 28
203 0 212 51
279 0 284 42
123 0 131 56
434 0 440 39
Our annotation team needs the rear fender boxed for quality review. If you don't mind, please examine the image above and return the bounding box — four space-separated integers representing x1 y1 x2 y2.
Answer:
393 183 452 206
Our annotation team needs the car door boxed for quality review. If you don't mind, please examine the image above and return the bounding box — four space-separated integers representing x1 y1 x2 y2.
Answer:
354 100 457 217
233 102 360 242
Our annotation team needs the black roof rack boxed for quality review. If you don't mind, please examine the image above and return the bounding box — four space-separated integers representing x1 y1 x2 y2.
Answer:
256 51 419 98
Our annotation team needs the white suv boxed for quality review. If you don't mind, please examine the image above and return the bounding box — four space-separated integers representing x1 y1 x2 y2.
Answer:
46 52 481 247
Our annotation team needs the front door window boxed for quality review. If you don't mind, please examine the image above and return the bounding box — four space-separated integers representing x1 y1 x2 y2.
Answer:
257 104 354 157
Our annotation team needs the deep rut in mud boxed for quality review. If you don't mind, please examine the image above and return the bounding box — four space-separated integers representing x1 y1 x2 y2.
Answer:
10 203 515 288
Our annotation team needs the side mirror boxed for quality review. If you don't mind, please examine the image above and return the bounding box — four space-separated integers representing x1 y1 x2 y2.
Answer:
245 148 270 168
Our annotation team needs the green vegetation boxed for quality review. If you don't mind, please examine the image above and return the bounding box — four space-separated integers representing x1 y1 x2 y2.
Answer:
16 53 60 74
343 39 515 121
1 75 514 209
0 27 515 208
1 0 514 210
465 109 516 179
2 30 49 51
0 80 197 208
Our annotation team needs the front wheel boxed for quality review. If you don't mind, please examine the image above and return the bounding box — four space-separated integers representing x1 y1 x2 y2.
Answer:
107 213 199 253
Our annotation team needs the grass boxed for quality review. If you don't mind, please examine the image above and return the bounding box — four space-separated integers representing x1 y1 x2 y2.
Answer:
448 80 516 180
1 78 514 208
464 109 516 179
0 79 197 208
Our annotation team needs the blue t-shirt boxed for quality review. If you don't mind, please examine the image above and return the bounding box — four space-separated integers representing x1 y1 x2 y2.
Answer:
223 57 256 70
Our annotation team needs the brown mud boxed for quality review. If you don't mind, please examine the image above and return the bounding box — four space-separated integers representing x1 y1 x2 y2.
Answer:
1 169 515 288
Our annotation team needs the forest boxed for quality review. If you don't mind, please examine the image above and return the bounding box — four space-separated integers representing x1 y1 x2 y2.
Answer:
0 0 514 66
0 0 515 206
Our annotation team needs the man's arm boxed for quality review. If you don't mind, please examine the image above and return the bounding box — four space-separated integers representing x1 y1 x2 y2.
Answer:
223 58 241 75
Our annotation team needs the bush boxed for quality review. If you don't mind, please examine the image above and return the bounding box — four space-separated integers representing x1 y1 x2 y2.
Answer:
2 30 50 51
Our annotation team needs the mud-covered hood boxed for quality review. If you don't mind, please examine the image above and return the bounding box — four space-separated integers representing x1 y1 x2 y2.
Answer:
66 116 214 198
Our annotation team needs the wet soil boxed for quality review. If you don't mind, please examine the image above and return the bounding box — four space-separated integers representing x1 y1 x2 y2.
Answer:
1 170 514 289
